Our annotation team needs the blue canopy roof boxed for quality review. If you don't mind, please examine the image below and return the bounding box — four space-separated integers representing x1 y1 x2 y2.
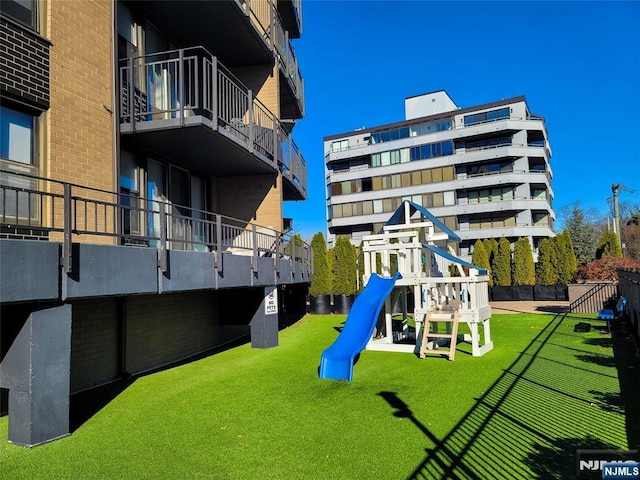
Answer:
422 243 488 275
383 201 461 242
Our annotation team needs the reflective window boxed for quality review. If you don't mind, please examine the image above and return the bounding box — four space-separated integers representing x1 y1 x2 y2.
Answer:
0 106 34 165
1 0 37 30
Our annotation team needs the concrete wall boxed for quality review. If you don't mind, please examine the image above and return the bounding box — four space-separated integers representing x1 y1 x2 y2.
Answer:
70 298 119 393
126 291 224 375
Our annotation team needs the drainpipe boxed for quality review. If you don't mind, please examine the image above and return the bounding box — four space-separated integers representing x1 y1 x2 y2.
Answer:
111 0 121 237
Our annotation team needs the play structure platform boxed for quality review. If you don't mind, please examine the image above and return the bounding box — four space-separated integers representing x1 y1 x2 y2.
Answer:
319 201 493 381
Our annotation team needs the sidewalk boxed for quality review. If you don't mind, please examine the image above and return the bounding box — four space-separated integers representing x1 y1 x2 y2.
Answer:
490 301 570 315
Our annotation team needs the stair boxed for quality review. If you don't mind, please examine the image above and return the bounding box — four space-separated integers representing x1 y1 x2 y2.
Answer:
419 308 460 361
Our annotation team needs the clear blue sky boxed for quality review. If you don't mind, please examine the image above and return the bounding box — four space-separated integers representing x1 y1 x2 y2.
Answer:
283 1 640 241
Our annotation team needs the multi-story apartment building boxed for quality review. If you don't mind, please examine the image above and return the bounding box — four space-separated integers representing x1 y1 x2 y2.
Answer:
0 0 309 446
324 91 555 260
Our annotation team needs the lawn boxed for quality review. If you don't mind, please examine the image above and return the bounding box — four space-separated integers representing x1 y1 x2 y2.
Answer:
0 311 633 479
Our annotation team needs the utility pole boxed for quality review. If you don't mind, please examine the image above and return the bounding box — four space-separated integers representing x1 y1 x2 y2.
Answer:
612 183 638 253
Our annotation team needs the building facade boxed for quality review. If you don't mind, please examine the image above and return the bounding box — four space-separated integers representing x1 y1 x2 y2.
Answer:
324 91 555 260
0 0 309 446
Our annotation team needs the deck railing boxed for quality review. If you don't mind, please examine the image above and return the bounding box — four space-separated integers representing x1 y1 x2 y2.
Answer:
0 169 312 276
119 46 307 197
273 8 304 113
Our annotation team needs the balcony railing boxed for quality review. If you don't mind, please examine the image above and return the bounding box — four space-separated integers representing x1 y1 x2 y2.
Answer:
273 8 304 114
0 169 311 276
119 46 307 198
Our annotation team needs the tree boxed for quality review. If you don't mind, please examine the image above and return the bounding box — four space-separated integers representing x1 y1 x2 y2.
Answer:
483 238 499 286
471 240 491 283
561 202 600 265
596 231 622 259
512 237 535 286
332 237 358 296
555 231 578 284
493 238 512 286
535 238 559 285
309 232 331 296
621 208 640 261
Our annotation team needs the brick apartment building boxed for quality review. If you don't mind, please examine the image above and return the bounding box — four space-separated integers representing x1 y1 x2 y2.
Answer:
0 0 309 446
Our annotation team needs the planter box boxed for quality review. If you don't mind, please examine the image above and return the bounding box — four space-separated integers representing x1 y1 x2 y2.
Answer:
309 295 331 315
512 285 534 301
534 285 557 301
491 286 513 301
555 284 568 301
333 294 355 314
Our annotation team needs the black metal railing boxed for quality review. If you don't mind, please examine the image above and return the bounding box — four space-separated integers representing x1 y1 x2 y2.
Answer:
569 282 619 314
0 169 312 276
119 46 306 198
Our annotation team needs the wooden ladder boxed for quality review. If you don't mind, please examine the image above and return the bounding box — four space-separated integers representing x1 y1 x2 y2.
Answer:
419 309 460 361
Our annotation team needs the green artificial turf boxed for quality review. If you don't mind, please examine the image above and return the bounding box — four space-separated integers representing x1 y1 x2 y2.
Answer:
0 312 631 479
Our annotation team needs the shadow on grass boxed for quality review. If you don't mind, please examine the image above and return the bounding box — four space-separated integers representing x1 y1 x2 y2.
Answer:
378 312 633 479
70 334 251 433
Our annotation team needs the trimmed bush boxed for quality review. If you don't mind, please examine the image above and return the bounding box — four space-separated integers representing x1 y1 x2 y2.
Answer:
556 231 578 284
471 240 491 283
535 238 559 286
332 237 358 296
513 237 535 286
310 232 332 296
596 231 622 259
493 238 512 286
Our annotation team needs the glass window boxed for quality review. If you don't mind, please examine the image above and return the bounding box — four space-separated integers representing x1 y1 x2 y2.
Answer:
333 204 342 218
362 201 373 215
353 202 363 216
390 150 400 164
1 107 35 165
383 199 393 212
381 151 391 166
362 177 372 192
442 141 453 156
411 171 421 185
382 175 392 189
503 189 513 200
410 147 420 161
468 191 479 204
432 168 443 183
372 177 382 190
341 181 352 195
423 194 433 208
442 166 454 181
332 139 349 152
412 195 422 206
401 173 411 187
432 192 444 207
400 148 410 163
505 215 516 227
391 174 401 188
1 0 37 30
342 203 352 217
421 144 430 159
443 191 455 206
399 127 409 139
421 170 432 184
372 153 381 167
373 200 383 213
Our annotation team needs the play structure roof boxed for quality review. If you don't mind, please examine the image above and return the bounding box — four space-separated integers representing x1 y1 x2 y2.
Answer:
422 243 488 276
383 201 461 242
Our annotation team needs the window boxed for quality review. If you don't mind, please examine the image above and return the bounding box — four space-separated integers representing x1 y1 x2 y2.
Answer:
332 139 349 152
443 191 455 206
1 107 35 166
1 0 37 30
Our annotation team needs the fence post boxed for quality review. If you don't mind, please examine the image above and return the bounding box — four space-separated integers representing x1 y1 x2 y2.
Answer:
251 224 258 274
158 205 167 272
215 214 222 272
211 56 218 128
179 49 185 127
248 89 254 153
62 183 72 274
274 233 280 274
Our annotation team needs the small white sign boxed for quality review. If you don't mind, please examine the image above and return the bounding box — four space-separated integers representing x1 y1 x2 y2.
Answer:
265 286 278 315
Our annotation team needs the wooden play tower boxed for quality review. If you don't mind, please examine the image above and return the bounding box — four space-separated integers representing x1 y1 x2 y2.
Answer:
361 201 493 359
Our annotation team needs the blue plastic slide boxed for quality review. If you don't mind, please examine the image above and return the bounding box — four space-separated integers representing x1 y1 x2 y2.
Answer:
319 272 401 381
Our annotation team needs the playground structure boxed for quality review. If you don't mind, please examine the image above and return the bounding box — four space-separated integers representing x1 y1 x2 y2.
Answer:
319 201 492 381
362 201 493 358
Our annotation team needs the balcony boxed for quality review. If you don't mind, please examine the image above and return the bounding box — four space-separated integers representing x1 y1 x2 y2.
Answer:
0 169 311 281
119 47 306 200
273 9 304 119
138 0 273 67
277 0 302 38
